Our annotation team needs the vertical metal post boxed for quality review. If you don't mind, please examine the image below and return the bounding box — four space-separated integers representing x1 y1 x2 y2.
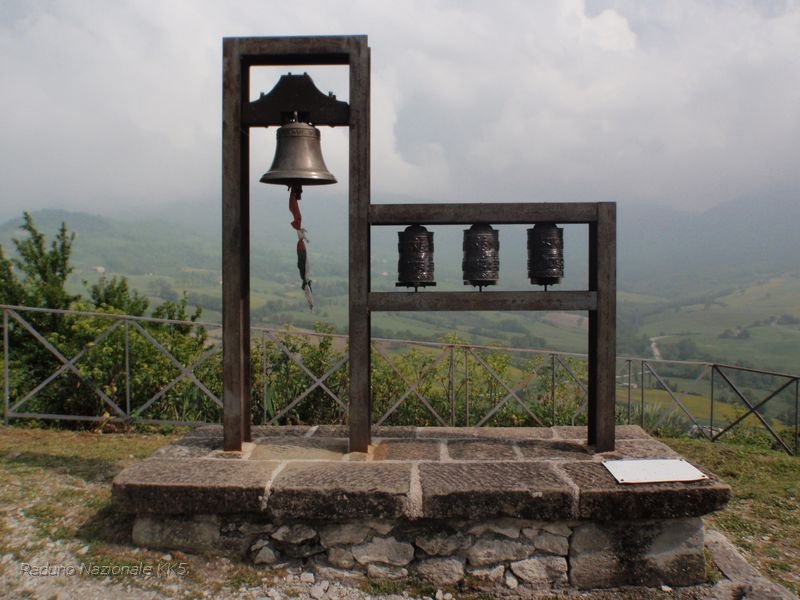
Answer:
222 38 247 451
626 359 632 424
449 346 455 426
464 348 469 427
640 360 645 428
348 38 372 452
124 319 131 418
551 354 556 425
587 202 616 451
710 366 715 440
261 331 268 425
3 309 9 426
794 377 798 456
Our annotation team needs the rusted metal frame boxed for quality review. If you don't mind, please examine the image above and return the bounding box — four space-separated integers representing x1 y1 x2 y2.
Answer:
264 331 347 408
10 319 124 414
261 331 268 424
645 362 711 439
130 342 223 418
3 309 9 425
710 366 715 435
372 344 448 427
10 413 129 423
370 203 599 225
712 367 793 453
267 355 349 424
348 39 372 452
369 291 597 312
0 303 221 329
556 355 589 398
233 35 359 65
243 73 350 127
8 310 126 418
471 349 545 427
130 321 221 405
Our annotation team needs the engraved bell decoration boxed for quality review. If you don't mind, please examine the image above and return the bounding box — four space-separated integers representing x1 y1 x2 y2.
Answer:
396 225 436 291
260 115 337 186
527 223 564 289
462 224 499 291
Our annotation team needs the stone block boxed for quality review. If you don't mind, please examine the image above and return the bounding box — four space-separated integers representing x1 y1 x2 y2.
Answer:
466 565 505 583
367 563 408 580
250 437 348 461
267 462 411 519
113 459 278 514
132 514 219 552
351 536 415 566
416 557 465 586
569 518 705 589
327 547 355 568
468 518 529 539
320 522 373 548
602 439 682 459
415 532 469 556
447 440 519 461
254 545 279 565
510 556 568 587
534 531 569 556
562 461 730 520
466 538 536 567
517 439 592 461
370 439 440 461
271 523 317 544
420 462 575 520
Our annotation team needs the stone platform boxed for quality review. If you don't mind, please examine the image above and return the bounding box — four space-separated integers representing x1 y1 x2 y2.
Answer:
112 425 730 592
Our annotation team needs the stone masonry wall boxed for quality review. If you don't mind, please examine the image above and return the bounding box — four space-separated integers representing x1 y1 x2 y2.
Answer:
133 514 705 592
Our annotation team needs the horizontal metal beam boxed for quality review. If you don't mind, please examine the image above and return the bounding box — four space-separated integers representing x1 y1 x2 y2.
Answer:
369 203 599 225
369 291 596 312
225 36 366 66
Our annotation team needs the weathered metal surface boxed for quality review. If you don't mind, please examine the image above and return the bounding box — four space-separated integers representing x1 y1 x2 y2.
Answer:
259 120 337 186
527 223 564 287
396 225 436 290
587 203 616 452
462 224 499 290
347 39 372 453
244 72 350 127
369 291 597 312
370 202 599 225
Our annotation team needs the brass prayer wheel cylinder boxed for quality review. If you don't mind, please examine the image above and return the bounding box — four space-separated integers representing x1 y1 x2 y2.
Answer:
527 223 564 287
259 120 337 186
396 225 436 290
462 223 499 291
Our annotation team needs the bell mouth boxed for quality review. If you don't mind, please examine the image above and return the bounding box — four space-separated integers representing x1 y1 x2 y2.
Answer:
259 172 337 185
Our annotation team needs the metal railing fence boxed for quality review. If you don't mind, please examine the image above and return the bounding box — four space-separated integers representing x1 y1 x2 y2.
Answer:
2 304 798 455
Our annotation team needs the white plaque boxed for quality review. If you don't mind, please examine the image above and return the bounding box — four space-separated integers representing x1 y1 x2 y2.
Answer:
602 459 708 484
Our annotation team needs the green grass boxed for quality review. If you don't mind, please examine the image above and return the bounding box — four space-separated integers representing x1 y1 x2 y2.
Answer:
664 437 800 596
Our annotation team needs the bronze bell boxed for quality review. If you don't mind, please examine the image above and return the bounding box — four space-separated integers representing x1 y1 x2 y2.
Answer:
260 118 337 186
396 225 436 291
527 223 564 289
462 224 499 291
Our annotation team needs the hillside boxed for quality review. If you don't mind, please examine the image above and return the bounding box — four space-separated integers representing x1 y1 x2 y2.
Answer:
1 194 799 370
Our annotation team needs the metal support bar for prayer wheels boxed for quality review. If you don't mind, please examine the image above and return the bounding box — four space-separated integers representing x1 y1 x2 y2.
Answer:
222 36 370 452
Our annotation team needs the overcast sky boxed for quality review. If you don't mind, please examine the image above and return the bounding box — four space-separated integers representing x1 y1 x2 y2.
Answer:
1 0 799 220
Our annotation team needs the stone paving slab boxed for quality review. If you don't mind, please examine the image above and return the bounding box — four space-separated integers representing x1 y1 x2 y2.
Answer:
561 461 731 520
446 439 519 461
370 439 440 461
113 458 278 514
419 461 575 520
267 462 412 519
112 426 731 522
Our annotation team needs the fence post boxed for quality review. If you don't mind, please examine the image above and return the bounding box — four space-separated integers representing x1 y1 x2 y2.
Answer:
627 359 632 424
124 319 131 419
464 347 469 427
449 346 455 426
794 377 798 456
640 360 645 428
261 331 268 425
3 309 9 426
710 366 715 440
551 353 556 425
